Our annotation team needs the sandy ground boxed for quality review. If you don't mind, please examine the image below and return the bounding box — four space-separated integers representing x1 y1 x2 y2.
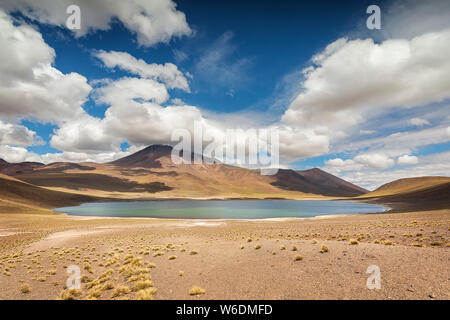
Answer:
0 209 448 300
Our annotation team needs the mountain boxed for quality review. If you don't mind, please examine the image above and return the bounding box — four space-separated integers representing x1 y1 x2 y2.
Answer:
0 173 98 212
358 176 450 210
359 176 450 197
1 145 368 199
270 168 368 197
0 158 44 175
110 144 173 168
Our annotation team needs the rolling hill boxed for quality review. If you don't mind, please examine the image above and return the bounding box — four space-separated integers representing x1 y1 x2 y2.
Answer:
358 176 450 198
270 168 368 197
357 176 450 210
0 159 44 175
0 173 99 213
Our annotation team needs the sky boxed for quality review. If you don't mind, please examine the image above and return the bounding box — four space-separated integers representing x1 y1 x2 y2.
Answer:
0 0 449 190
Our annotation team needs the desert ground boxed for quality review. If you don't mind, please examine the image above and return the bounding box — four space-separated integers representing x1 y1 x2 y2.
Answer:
1 208 448 300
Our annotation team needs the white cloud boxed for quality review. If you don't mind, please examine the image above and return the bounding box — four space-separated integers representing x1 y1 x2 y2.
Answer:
0 10 91 124
397 154 419 165
382 0 450 39
0 121 39 146
95 77 169 105
0 145 41 163
360 130 375 135
170 98 186 105
326 153 395 171
0 0 191 47
277 126 329 159
354 153 395 169
409 117 430 127
335 151 450 190
40 150 132 164
50 115 121 154
50 76 205 153
283 29 450 129
338 126 450 155
94 50 190 91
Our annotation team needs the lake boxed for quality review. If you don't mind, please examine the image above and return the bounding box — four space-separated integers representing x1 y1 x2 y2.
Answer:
55 200 386 219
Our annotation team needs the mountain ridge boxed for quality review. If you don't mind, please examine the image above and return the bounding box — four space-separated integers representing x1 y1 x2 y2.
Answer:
0 145 383 199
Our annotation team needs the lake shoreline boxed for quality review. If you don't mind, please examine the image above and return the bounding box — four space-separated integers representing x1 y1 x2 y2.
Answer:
54 199 387 220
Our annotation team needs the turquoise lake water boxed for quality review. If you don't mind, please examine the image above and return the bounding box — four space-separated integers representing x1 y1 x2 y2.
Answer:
56 200 386 219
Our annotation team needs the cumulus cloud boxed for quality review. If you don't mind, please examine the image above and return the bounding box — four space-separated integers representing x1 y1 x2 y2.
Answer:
40 149 133 164
94 50 190 91
50 76 205 153
0 10 91 124
334 151 450 190
283 29 450 128
338 126 450 155
0 0 191 46
0 121 39 146
397 154 419 165
326 153 395 171
360 130 375 135
276 28 450 162
409 117 430 127
95 77 169 105
0 145 41 163
277 126 329 159
354 153 395 169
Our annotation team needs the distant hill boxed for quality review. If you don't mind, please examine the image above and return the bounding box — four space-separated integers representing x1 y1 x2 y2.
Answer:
271 168 368 197
360 176 450 197
0 145 371 200
0 158 44 175
0 173 98 211
358 176 450 210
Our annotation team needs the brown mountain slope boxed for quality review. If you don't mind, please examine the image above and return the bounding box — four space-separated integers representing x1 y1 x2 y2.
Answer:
110 145 172 168
0 173 98 211
358 177 450 211
270 168 368 197
3 145 367 199
359 176 450 198
0 158 44 175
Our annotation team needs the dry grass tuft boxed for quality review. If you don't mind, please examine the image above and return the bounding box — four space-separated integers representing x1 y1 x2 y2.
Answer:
21 283 31 294
112 285 131 298
132 279 153 291
136 287 157 300
60 288 82 300
189 286 206 295
294 255 303 261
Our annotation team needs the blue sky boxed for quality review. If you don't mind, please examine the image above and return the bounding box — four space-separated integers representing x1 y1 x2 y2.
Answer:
0 0 449 189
